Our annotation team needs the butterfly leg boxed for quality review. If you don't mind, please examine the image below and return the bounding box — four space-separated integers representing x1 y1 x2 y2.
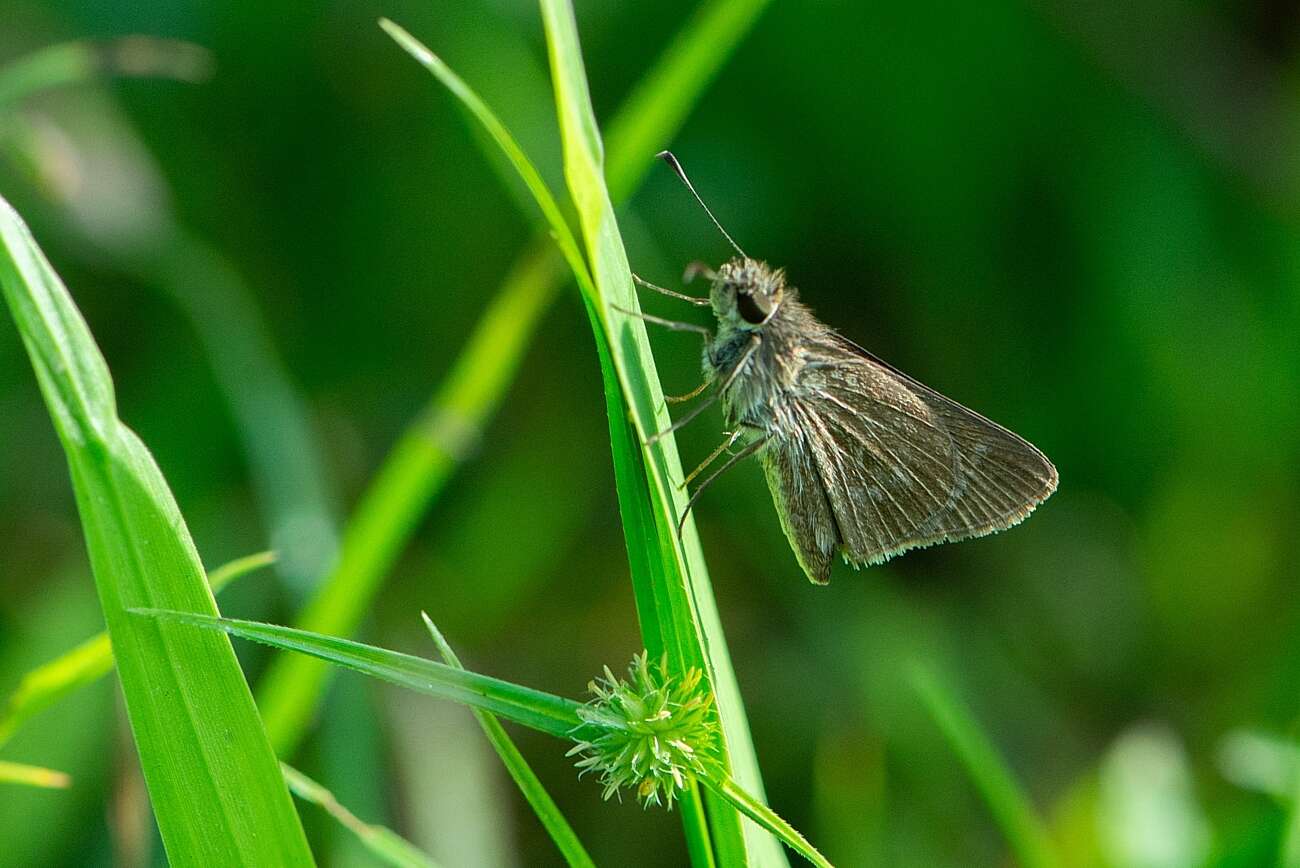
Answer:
680 429 743 490
682 261 716 284
612 302 717 409
611 304 711 336
676 434 770 539
632 273 711 306
665 379 711 404
647 335 760 446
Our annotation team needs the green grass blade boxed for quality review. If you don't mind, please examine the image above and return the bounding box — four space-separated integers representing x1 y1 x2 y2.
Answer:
253 0 770 760
145 610 585 740
0 44 339 590
144 235 341 589
537 1 783 862
380 19 597 301
206 549 281 589
4 95 339 591
148 608 806 864
379 20 735 856
283 764 441 868
1283 779 1300 865
0 196 315 865
0 633 112 750
0 42 104 106
681 781 720 868
702 776 833 868
0 551 276 749
0 760 71 789
602 0 774 201
909 663 1058 868
420 613 596 868
0 37 211 107
260 20 599 755
1222 729 1300 864
256 241 565 755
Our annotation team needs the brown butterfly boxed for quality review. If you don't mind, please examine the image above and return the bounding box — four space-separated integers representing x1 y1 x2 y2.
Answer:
629 152 1058 584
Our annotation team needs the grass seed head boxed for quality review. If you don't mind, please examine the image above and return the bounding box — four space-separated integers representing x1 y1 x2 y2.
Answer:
568 652 721 809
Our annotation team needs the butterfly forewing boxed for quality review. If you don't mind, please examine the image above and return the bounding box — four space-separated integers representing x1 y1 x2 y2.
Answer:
762 332 1058 580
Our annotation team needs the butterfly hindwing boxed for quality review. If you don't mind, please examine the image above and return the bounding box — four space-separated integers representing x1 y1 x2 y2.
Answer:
758 421 838 584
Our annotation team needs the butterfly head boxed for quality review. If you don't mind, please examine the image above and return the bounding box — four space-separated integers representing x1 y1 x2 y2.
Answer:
711 257 785 329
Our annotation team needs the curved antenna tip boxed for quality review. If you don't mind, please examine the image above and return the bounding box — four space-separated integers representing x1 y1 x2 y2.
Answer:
656 151 746 259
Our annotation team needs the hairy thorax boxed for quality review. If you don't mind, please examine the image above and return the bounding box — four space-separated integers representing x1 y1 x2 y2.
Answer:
706 300 824 435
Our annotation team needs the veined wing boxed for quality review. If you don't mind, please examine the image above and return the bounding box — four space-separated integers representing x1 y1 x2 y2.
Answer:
790 334 1057 572
758 432 839 584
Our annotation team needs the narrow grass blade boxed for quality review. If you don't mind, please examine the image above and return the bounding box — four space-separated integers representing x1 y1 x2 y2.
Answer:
1097 724 1208 868
380 19 596 301
1221 728 1300 864
681 781 719 868
207 549 280 589
909 663 1058 868
149 608 813 865
144 235 341 589
0 634 112 752
0 551 276 749
602 0 774 201
0 196 314 865
0 82 340 591
0 38 211 107
261 20 599 755
254 0 771 760
702 776 832 868
283 763 440 868
1218 728 1297 801
256 242 565 754
538 0 782 862
420 613 595 868
0 760 71 789
1282 775 1300 866
144 610 585 740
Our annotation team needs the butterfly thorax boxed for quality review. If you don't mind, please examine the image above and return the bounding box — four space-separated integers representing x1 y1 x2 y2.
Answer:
704 258 830 434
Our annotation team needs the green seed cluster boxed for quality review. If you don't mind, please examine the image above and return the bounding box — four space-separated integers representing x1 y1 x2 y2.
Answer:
568 652 721 809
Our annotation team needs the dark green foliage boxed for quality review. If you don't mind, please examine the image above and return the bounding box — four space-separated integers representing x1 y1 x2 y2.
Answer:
2 0 1298 865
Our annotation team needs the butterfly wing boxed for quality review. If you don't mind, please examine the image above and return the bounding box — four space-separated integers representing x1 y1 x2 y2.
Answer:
758 432 839 584
770 334 1057 579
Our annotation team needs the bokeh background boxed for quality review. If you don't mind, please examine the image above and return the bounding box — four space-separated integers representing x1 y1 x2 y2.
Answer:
2 0 1299 865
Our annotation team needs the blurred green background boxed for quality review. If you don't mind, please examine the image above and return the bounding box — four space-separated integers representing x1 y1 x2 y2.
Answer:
2 0 1299 865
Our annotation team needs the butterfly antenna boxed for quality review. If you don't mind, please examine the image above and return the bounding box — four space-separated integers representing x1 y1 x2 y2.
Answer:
657 150 747 259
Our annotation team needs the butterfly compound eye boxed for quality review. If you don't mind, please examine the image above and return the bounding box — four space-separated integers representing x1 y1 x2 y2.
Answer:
736 289 771 324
